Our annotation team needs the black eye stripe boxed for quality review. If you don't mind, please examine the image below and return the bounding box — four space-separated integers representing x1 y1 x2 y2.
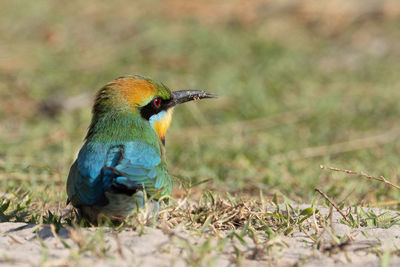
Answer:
140 98 171 120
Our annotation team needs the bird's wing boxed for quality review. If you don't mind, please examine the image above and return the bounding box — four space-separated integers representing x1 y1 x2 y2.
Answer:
109 141 171 199
66 141 170 207
67 142 110 207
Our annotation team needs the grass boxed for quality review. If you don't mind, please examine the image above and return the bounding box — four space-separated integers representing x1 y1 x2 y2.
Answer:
1 0 400 265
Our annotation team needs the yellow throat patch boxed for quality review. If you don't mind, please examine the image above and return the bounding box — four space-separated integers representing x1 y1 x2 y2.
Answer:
150 108 174 142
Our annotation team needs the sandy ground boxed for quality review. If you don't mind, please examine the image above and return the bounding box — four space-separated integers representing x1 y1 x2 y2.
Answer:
1 206 400 266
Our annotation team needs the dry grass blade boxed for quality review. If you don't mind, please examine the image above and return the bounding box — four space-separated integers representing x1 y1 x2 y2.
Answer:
369 201 400 207
113 232 125 259
160 195 271 232
320 165 400 191
49 224 62 246
315 188 350 224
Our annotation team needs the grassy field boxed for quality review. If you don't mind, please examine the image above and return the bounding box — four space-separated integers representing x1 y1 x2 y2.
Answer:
1 0 400 264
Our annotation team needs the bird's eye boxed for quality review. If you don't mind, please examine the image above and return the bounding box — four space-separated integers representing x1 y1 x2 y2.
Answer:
153 97 161 108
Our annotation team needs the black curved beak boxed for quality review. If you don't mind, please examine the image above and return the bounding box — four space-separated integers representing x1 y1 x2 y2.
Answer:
167 90 217 108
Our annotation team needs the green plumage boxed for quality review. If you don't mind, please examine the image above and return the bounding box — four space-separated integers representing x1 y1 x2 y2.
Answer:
66 75 215 224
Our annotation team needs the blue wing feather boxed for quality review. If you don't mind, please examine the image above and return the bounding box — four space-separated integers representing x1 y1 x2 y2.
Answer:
110 142 170 196
67 140 170 207
67 142 110 206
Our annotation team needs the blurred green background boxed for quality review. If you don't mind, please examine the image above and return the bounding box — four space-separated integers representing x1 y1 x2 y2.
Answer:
1 0 400 216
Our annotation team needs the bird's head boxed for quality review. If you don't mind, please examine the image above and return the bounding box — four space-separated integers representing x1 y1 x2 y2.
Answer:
91 75 216 144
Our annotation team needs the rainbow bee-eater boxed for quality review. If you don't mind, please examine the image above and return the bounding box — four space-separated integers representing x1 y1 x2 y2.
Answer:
66 75 215 224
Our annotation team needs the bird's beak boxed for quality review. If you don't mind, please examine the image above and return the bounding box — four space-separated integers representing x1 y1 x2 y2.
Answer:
167 90 217 108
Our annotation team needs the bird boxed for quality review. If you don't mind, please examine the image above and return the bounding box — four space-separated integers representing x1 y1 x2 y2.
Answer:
66 75 216 224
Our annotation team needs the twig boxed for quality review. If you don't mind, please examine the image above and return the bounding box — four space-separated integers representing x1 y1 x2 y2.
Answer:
313 228 326 250
113 231 125 259
320 165 400 191
329 206 334 236
315 188 350 224
299 225 317 242
8 235 23 245
49 224 62 247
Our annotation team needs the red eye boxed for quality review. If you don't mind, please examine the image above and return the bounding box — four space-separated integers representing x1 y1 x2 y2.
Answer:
153 97 161 108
